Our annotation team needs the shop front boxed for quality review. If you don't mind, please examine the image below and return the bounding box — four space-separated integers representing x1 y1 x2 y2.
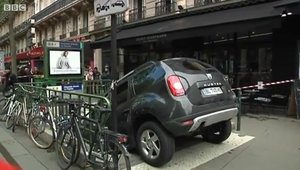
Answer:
91 0 300 107
4 46 44 78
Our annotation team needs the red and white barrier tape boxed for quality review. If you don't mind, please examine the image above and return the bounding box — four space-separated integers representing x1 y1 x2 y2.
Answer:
232 79 295 90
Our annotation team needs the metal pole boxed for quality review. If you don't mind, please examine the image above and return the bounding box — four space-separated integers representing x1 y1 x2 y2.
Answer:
111 14 118 131
237 89 242 131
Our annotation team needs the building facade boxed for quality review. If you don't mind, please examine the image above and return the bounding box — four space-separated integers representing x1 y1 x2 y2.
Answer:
0 0 37 75
1 0 300 107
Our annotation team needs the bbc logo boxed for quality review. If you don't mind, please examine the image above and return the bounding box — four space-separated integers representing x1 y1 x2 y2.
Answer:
4 4 26 11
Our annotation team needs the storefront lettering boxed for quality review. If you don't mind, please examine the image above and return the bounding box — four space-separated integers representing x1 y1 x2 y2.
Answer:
136 34 167 42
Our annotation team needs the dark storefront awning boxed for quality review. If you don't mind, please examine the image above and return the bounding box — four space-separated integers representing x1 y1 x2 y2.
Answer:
91 0 291 49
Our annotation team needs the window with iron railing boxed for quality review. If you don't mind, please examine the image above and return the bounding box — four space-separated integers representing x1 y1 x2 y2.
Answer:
194 0 223 7
80 27 88 34
129 6 146 22
155 1 177 16
60 34 66 39
94 18 106 30
70 30 78 37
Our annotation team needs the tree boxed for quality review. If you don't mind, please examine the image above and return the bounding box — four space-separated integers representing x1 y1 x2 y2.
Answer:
0 0 20 74
8 0 18 75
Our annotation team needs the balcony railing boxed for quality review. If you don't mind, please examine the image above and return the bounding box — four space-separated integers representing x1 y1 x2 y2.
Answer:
33 0 80 22
0 33 9 44
155 1 177 16
0 12 9 24
194 0 222 7
129 6 146 22
80 27 88 34
70 30 78 37
14 19 32 36
60 34 67 39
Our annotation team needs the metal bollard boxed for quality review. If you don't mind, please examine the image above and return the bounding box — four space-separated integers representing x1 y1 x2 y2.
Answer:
237 89 242 131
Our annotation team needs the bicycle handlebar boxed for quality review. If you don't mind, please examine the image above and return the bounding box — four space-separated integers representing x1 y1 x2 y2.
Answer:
16 84 35 94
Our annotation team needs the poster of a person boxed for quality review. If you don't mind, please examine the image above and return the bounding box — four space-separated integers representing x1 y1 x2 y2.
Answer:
49 50 81 75
56 51 71 69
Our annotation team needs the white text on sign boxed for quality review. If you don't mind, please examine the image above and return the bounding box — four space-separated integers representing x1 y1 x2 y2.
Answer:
3 4 26 11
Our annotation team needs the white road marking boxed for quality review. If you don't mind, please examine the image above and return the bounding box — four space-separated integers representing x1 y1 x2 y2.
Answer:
131 133 254 170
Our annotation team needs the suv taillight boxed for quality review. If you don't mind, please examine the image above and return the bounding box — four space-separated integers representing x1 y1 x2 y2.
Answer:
167 75 185 96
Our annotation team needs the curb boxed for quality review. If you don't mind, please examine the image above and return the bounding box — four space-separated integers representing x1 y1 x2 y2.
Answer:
0 124 47 170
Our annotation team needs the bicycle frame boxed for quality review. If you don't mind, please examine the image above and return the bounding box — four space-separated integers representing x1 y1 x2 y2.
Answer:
71 111 101 163
6 94 17 117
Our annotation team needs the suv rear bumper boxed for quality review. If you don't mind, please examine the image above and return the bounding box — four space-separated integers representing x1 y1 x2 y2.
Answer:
188 107 238 132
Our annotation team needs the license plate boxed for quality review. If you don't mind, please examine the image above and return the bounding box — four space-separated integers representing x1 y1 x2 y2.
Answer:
201 87 223 96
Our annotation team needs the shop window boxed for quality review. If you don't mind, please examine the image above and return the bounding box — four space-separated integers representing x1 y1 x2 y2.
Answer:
238 46 272 86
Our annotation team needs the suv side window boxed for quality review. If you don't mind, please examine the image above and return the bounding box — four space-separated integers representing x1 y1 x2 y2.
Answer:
116 81 128 105
132 64 156 95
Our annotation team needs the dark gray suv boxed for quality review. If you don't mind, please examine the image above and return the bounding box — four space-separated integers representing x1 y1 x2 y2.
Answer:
114 58 238 166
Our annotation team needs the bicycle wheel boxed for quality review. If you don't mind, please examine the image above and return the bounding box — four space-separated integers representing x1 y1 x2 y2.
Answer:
5 103 20 129
12 104 23 133
0 98 8 121
56 126 78 170
92 136 131 170
29 116 55 149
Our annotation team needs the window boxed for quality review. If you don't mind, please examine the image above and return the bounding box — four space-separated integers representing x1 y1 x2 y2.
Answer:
44 28 48 40
116 82 129 105
73 16 78 31
83 11 88 28
132 64 157 95
62 20 66 34
39 30 42 43
163 59 211 74
51 25 55 40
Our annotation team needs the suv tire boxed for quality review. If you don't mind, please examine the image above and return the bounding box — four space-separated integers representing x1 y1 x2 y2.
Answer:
137 121 175 167
202 120 232 144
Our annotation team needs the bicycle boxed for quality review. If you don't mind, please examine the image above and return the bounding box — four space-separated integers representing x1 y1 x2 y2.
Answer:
1 88 24 129
55 99 131 170
10 84 40 133
28 95 60 149
0 92 16 123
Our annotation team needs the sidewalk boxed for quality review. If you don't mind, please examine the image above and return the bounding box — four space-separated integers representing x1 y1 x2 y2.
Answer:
194 114 300 170
0 124 47 170
0 112 299 170
0 121 82 170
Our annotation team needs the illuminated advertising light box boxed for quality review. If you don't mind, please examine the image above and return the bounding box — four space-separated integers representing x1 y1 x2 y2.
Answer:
49 50 81 75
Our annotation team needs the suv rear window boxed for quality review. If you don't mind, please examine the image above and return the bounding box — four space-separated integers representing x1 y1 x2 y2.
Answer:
163 59 211 74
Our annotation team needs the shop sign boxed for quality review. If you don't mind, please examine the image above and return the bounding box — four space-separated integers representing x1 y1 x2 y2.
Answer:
60 42 81 49
136 34 167 43
29 47 44 58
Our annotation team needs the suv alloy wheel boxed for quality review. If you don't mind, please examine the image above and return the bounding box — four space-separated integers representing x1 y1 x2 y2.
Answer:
137 121 175 166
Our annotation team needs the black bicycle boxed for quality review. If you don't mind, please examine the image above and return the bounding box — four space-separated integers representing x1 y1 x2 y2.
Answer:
55 99 131 170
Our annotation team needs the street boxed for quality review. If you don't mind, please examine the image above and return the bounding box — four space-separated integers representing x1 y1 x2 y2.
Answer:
0 114 299 170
